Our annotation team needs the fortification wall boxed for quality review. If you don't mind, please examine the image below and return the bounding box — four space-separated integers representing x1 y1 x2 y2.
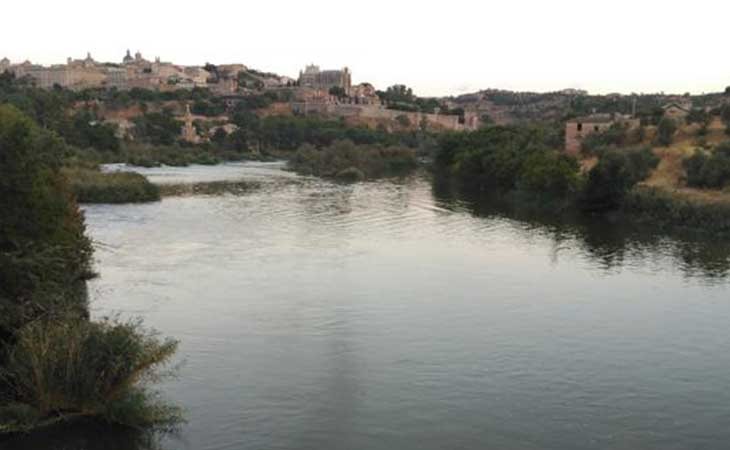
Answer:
290 102 474 131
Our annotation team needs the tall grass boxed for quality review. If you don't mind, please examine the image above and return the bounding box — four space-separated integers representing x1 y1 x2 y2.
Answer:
0 318 181 433
63 168 160 204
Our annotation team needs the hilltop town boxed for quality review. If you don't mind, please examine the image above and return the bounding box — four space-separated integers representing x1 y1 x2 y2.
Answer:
0 52 480 139
4 51 730 150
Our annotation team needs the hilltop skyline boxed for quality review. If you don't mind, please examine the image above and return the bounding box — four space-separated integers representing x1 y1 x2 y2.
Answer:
3 0 730 97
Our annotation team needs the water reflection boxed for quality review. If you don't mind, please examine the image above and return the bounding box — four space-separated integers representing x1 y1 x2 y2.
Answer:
9 165 730 450
431 176 730 282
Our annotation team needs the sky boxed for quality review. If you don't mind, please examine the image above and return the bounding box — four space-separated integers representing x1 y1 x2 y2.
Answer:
2 0 729 97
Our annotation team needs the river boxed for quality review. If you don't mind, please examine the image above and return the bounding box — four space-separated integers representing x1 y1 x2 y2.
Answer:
6 162 730 450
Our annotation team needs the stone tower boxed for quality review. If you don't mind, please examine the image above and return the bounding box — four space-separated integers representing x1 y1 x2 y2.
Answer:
181 104 200 144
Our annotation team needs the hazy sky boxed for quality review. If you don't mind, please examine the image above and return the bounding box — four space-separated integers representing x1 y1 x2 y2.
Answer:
3 0 728 97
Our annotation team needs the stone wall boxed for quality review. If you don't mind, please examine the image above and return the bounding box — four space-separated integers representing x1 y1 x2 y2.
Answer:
291 102 478 132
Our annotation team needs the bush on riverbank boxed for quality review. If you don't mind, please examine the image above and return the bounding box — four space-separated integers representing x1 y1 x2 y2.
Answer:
63 168 160 204
435 124 580 195
579 146 659 211
683 142 730 189
0 319 181 432
289 140 418 180
435 125 664 214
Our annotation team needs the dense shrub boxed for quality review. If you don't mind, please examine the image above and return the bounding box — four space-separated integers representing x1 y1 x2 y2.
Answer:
0 319 180 430
132 110 182 146
684 142 730 189
289 140 417 180
580 146 659 211
581 123 630 154
64 168 160 204
655 117 677 146
0 104 179 434
0 105 93 342
518 151 581 196
435 124 568 192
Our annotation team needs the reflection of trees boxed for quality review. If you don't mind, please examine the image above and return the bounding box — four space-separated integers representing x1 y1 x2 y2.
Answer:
431 176 730 280
0 421 173 450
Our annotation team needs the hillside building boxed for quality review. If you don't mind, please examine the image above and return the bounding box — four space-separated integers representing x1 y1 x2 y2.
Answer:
298 64 351 95
662 102 692 123
565 113 640 155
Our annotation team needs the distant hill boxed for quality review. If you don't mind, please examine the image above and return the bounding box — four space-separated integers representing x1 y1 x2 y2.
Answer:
447 89 729 125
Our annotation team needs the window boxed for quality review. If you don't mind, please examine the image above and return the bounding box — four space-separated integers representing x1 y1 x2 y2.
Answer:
577 123 583 131
594 125 600 132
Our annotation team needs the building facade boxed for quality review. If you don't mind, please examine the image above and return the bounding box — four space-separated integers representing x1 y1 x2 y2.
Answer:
298 64 352 95
565 113 640 155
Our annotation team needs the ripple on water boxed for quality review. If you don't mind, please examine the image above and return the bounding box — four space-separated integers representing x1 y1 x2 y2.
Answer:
61 163 730 450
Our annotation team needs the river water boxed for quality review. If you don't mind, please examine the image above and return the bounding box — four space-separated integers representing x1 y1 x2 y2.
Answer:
7 162 730 450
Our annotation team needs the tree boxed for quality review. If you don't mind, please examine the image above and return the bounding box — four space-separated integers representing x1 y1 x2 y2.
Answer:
378 84 415 104
395 114 412 128
720 106 730 136
0 105 93 342
519 151 580 196
656 117 677 146
132 109 182 145
580 147 658 211
328 86 347 98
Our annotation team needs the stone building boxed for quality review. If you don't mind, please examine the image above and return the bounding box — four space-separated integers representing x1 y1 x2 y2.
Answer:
298 64 351 95
662 102 691 123
180 104 201 144
565 113 639 155
349 83 380 105
0 57 10 72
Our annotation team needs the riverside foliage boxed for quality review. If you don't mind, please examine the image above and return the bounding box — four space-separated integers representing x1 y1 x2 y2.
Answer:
288 140 418 180
434 125 658 212
0 104 179 434
63 167 160 204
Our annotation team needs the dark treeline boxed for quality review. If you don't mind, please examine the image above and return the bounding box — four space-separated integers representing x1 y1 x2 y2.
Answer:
434 123 659 213
0 104 180 435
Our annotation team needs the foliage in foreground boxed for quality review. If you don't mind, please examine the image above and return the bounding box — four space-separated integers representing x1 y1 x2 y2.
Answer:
289 140 418 180
0 319 181 432
63 168 161 204
0 104 180 434
0 104 93 343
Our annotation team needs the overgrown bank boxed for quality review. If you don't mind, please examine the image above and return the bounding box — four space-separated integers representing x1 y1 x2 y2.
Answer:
433 124 730 234
0 104 180 436
64 167 160 204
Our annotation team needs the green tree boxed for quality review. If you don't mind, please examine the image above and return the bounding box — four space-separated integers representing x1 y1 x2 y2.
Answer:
0 105 93 343
132 109 182 145
656 117 677 146
328 86 347 98
580 147 658 211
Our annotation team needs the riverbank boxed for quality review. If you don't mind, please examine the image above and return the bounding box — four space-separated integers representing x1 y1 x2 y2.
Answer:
0 104 181 440
64 167 161 203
